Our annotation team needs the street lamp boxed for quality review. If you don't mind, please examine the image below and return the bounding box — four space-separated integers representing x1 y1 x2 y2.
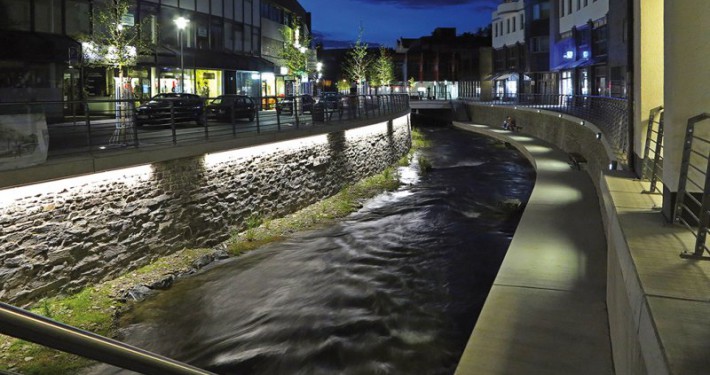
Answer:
174 16 190 93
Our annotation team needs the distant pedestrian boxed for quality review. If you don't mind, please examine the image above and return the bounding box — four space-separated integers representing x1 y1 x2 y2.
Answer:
502 116 517 131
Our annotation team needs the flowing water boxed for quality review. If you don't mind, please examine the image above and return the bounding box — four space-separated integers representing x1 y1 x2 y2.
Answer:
93 126 535 375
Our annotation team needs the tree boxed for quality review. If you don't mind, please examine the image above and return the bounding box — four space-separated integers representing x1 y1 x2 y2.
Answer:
77 0 150 99
369 46 395 93
279 18 313 95
342 27 371 93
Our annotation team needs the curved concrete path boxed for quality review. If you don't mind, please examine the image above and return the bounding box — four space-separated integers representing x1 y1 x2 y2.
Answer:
452 122 614 374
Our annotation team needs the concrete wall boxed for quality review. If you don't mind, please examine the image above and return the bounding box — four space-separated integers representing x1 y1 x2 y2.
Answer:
464 103 614 193
0 116 411 305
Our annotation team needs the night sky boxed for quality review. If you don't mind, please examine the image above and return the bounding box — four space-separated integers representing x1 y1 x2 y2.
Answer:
299 0 498 48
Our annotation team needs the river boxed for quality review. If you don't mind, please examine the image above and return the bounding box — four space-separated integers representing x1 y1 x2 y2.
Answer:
93 126 535 375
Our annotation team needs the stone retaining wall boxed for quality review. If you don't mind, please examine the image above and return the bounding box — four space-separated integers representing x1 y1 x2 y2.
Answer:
0 117 411 305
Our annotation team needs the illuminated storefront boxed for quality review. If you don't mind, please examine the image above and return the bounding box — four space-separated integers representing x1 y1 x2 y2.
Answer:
195 69 222 98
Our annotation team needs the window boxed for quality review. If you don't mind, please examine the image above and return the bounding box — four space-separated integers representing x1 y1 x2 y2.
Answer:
34 0 61 33
224 22 233 50
577 0 581 11
0 0 30 31
533 3 551 20
512 18 516 32
224 0 233 19
66 0 90 35
211 18 223 49
139 2 158 44
243 24 252 53
584 0 589 6
520 14 524 29
179 0 194 11
531 36 549 52
568 0 572 14
244 0 252 25
560 0 564 17
196 0 209 14
234 23 243 51
506 18 510 33
211 0 223 17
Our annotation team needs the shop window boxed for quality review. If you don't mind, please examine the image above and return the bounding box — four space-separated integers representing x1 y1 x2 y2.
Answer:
196 69 222 98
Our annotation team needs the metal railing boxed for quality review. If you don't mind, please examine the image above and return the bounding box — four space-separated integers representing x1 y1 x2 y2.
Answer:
462 94 630 168
0 302 215 375
642 106 665 194
673 113 710 260
0 94 410 160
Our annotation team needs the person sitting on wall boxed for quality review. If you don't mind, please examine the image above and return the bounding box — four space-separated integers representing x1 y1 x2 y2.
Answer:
502 115 517 131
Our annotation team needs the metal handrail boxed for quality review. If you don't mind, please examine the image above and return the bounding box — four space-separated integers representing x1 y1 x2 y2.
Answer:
0 302 216 375
461 94 630 168
673 112 710 260
642 106 665 194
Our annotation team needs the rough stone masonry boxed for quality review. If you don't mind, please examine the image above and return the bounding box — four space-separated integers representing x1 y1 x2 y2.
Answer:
0 117 411 305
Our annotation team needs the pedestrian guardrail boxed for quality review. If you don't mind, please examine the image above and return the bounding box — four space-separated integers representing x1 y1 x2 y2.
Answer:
642 106 665 194
0 94 410 160
673 112 710 260
0 302 216 375
462 94 630 169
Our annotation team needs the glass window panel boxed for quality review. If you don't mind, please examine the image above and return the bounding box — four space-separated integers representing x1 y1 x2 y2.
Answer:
224 21 233 50
0 0 31 31
252 0 259 27
211 18 223 49
212 0 223 17
34 0 62 33
234 0 243 22
224 0 233 19
66 0 90 35
179 0 195 11
197 0 210 14
163 0 178 7
244 24 251 52
252 28 259 54
234 23 244 51
244 0 252 25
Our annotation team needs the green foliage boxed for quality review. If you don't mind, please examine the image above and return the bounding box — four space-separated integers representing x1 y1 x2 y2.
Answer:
77 0 151 71
369 46 395 88
418 156 433 173
337 79 351 92
342 27 371 86
411 127 431 149
278 18 313 77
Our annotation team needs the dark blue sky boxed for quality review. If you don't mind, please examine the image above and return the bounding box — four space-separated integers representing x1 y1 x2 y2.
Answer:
299 0 497 48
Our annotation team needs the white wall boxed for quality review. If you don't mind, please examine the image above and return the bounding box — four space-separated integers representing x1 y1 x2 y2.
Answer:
493 0 525 49
559 0 609 33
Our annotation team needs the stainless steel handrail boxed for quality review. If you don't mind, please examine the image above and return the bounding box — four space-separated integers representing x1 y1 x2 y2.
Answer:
673 113 710 260
0 302 216 375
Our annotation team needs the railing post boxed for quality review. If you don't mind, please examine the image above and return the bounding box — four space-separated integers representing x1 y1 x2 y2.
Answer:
84 101 92 149
649 110 665 193
170 102 177 145
130 101 139 147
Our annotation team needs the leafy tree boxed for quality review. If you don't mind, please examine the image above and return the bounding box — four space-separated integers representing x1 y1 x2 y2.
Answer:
369 46 395 93
279 18 313 94
337 79 351 93
77 0 150 96
342 27 371 92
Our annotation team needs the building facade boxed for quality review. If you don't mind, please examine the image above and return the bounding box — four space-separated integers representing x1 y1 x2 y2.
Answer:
492 0 526 98
0 0 311 120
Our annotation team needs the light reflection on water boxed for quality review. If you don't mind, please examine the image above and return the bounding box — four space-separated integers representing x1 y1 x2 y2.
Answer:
89 127 535 375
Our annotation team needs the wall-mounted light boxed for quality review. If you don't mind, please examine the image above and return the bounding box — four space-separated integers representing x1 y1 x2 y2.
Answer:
580 121 585 125
582 51 589 59
280 66 289 75
609 161 618 170
563 51 574 59
558 114 562 118
596 132 602 140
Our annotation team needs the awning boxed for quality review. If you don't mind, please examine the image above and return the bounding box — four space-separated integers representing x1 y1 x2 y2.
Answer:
491 72 531 81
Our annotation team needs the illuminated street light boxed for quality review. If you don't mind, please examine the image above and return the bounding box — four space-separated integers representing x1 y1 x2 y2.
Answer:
174 16 190 93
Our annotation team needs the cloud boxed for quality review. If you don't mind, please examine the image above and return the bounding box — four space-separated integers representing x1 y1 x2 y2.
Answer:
353 0 496 9
312 30 382 49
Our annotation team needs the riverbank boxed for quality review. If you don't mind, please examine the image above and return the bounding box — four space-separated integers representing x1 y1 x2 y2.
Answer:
0 129 427 374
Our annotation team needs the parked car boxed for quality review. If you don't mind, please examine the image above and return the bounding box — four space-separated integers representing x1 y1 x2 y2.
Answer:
135 93 205 126
318 92 344 110
206 95 256 122
276 94 315 115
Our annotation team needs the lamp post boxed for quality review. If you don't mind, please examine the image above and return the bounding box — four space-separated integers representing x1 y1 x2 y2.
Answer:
174 17 190 93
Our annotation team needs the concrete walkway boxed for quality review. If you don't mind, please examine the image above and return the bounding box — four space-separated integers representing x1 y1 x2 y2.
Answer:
452 122 614 374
